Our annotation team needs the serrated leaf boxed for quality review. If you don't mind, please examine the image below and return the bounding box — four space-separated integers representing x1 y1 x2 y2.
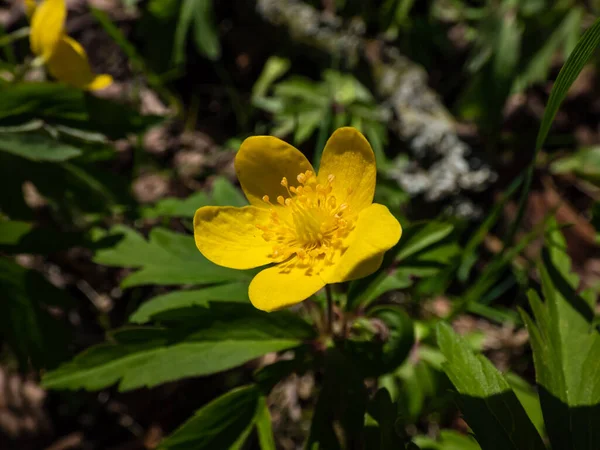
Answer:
159 386 259 450
0 257 72 370
520 226 600 449
437 323 545 450
94 226 246 288
43 303 312 391
0 132 82 161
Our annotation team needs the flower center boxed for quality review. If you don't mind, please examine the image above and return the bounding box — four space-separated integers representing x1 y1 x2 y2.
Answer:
256 170 354 263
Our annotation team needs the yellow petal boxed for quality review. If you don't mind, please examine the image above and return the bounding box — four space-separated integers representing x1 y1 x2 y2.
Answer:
87 74 114 91
249 260 325 311
317 127 376 213
324 203 401 283
194 205 276 270
45 36 112 90
235 136 314 207
30 0 66 60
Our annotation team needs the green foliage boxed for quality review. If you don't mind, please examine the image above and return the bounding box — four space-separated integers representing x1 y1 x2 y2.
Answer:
158 385 274 450
0 257 72 370
347 221 458 310
437 322 545 450
3 1 600 448
520 227 600 449
174 0 221 63
0 132 81 161
43 302 313 391
253 67 389 165
142 177 246 219
94 226 246 288
413 430 481 450
0 83 163 139
551 146 600 186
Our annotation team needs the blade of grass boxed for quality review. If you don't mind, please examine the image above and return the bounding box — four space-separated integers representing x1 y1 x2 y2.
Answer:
505 16 600 247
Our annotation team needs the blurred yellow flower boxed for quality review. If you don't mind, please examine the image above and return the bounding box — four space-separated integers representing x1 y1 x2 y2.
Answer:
28 0 112 90
194 127 402 312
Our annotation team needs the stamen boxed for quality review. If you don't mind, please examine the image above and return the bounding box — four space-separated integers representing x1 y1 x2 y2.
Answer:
256 170 355 271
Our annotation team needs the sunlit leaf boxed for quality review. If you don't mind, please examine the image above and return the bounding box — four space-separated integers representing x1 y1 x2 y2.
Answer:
437 322 545 450
94 226 246 288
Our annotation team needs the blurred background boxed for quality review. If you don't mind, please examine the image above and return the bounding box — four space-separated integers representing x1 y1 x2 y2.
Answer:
1 0 600 449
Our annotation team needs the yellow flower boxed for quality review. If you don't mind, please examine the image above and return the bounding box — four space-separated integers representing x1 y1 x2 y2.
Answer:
194 127 402 312
28 0 112 90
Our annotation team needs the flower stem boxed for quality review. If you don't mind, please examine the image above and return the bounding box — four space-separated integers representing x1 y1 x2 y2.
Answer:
325 284 333 335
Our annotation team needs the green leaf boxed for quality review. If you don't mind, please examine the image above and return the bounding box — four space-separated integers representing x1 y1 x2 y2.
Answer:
94 226 246 288
505 373 545 437
255 396 277 450
396 222 454 261
141 177 245 219
211 177 247 207
0 257 72 370
458 175 523 281
141 191 210 219
520 226 600 450
0 220 33 245
413 430 481 450
536 16 600 151
0 132 82 161
129 282 249 323
0 223 90 255
437 322 545 450
513 8 583 93
252 56 291 100
43 303 311 391
192 0 221 60
550 146 600 186
346 222 456 310
159 386 260 450
174 0 220 63
0 83 163 139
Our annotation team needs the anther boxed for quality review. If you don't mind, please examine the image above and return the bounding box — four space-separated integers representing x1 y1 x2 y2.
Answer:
327 174 335 183
277 195 285 205
297 173 307 184
262 195 271 204
281 177 288 187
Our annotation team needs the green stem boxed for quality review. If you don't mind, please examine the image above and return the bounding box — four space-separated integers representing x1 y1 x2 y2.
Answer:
325 284 334 335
